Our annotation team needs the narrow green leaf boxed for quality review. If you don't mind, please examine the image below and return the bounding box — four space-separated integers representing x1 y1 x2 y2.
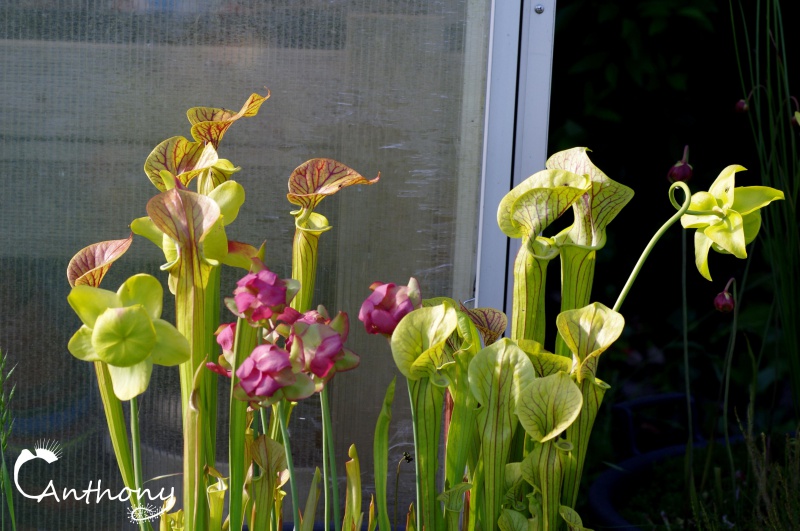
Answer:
300 468 322 531
374 378 396 531
343 445 363 531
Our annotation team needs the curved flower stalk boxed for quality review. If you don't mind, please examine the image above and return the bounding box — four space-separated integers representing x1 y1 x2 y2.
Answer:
679 165 784 280
546 148 634 356
497 168 592 343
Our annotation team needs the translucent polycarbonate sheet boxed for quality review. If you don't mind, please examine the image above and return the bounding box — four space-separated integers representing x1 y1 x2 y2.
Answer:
0 0 490 527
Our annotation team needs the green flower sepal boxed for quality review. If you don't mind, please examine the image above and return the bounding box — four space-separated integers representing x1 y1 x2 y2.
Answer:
681 165 784 280
67 274 190 400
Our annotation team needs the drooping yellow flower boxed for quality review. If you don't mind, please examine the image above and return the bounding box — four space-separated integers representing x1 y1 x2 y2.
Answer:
681 165 784 280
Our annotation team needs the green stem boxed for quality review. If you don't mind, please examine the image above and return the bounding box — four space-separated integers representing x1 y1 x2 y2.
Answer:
278 399 302 530
320 386 342 531
129 397 148 531
228 319 259 531
614 181 692 313
722 280 739 496
681 228 697 507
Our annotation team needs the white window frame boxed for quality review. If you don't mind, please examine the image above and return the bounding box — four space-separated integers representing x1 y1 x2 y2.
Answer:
475 0 557 318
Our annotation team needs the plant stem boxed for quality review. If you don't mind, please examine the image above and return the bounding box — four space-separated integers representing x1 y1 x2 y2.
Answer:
130 397 148 531
681 228 697 502
278 399 302 530
320 387 342 531
614 182 692 312
722 280 740 497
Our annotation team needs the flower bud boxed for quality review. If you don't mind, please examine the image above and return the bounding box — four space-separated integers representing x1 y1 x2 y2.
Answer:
714 290 735 313
358 277 422 336
734 99 749 113
667 145 693 183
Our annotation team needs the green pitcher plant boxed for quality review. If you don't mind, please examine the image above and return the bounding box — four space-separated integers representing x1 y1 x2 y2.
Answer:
65 94 378 531
64 94 784 531
358 148 784 531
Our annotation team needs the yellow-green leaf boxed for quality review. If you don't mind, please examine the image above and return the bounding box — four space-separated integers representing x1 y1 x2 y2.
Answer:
144 136 205 191
517 372 582 442
555 302 624 383
67 234 133 288
497 169 591 239
187 92 270 148
547 147 634 248
116 273 163 320
731 185 784 216
67 326 100 362
91 306 156 367
391 304 458 380
107 358 154 401
704 210 746 258
150 319 190 366
287 158 379 212
67 285 122 328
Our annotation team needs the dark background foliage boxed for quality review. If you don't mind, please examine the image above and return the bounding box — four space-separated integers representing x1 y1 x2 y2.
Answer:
548 0 799 489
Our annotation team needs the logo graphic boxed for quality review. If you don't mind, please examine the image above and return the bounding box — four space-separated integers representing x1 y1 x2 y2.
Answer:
14 439 173 522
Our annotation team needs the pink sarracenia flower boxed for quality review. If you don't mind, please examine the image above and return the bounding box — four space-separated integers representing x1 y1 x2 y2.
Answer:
358 278 422 336
235 344 296 399
226 261 300 326
286 308 358 385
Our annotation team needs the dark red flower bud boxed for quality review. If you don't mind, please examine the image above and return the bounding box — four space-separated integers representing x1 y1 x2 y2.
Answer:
714 290 735 313
734 99 749 113
667 145 693 183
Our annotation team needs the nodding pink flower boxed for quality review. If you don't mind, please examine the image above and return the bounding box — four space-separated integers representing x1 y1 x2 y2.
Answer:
734 99 749 113
226 261 299 326
358 278 422 336
667 145 693 183
289 325 343 379
235 344 296 399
